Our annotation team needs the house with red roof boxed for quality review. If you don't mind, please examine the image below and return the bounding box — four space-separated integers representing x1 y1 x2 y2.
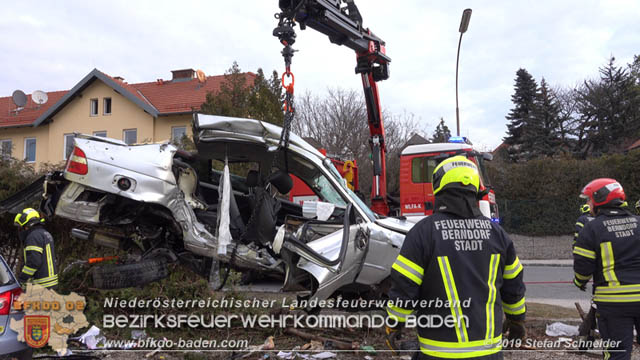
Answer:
0 68 254 167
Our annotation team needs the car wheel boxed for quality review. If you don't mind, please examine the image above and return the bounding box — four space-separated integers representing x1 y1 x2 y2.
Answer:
92 259 169 289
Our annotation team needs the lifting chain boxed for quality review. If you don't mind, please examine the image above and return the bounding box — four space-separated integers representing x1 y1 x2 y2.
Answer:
215 11 301 291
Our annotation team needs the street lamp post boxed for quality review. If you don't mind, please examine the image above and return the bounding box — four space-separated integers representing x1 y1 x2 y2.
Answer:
456 8 472 137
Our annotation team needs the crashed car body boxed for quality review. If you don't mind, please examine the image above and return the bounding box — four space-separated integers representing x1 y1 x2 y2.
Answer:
40 114 413 303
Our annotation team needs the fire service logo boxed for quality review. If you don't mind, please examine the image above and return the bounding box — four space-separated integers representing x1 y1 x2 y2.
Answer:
24 315 50 348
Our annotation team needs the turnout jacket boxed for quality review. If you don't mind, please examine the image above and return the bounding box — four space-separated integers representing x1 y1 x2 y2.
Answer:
574 214 593 246
573 207 640 305
18 225 58 288
387 211 526 358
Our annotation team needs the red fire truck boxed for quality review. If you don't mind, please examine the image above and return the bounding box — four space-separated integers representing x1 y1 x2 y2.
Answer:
399 136 498 221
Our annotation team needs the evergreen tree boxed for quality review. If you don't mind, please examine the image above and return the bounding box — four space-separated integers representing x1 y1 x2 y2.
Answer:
200 62 284 126
430 117 452 143
503 68 538 162
530 78 562 157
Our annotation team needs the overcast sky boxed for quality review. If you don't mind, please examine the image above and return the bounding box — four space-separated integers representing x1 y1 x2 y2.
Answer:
2 1 639 150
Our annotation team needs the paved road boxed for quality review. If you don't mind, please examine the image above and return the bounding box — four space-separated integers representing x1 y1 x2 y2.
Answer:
226 263 593 310
524 264 591 309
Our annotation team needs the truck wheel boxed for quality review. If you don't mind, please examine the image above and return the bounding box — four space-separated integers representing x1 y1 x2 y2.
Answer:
92 259 168 289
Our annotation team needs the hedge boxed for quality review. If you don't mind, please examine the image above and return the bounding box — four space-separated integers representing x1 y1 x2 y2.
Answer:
487 150 640 235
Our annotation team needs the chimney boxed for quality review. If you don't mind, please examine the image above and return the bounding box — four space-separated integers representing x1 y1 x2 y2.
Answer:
171 69 195 82
114 76 125 81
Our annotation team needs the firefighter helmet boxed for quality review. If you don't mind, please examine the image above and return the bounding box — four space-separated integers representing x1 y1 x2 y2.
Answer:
635 199 640 214
14 208 43 228
580 204 591 214
580 178 625 208
432 156 479 195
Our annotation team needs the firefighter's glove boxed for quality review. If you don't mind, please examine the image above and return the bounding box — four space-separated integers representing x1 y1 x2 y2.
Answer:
574 280 587 292
503 318 526 340
385 324 402 354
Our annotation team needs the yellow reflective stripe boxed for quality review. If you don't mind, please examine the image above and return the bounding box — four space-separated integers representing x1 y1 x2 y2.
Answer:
573 246 596 259
503 297 526 315
46 243 54 278
25 246 43 253
419 335 502 359
600 242 619 286
574 232 579 237
595 284 640 294
386 304 413 323
576 222 584 228
392 255 424 285
594 294 640 303
22 266 36 275
575 272 592 281
503 256 523 279
437 256 468 343
34 278 59 288
574 278 584 287
485 254 500 340
33 275 58 284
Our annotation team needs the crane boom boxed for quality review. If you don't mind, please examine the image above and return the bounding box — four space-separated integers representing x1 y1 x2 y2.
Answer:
275 0 391 215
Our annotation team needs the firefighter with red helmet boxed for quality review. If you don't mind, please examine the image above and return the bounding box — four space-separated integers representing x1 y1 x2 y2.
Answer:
573 178 640 360
385 156 526 359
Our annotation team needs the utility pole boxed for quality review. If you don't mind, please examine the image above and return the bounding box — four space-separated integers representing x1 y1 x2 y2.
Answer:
456 8 472 136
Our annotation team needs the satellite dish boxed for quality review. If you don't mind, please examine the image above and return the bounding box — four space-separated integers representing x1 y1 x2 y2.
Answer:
196 69 206 83
32 90 48 105
12 90 27 108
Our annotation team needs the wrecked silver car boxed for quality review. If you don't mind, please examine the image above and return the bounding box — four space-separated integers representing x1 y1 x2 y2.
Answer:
37 114 413 303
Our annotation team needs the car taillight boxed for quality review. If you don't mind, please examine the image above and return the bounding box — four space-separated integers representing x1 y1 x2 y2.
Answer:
66 147 88 175
0 289 16 316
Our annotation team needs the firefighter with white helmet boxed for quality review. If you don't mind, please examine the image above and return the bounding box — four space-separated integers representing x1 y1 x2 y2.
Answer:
573 178 640 360
385 156 526 359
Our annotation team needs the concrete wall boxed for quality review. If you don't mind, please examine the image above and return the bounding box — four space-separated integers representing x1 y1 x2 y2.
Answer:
0 125 50 166
154 114 192 142
509 233 573 260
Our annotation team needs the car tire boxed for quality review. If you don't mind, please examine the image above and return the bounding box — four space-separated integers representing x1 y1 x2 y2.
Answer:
92 259 169 289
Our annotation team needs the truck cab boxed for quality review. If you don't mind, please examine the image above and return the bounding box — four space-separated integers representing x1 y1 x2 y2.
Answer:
399 137 499 221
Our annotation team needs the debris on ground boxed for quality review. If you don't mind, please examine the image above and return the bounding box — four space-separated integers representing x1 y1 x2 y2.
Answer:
545 322 579 336
75 325 105 350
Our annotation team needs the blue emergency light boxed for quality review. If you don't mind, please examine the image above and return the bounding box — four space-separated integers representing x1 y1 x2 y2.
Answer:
448 136 465 143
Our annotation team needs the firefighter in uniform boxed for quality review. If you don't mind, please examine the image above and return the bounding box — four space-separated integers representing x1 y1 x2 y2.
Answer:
573 179 640 360
14 208 59 289
575 204 594 247
385 156 526 359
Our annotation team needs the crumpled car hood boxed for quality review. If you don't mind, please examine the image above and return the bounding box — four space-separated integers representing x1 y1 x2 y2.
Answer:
374 217 414 234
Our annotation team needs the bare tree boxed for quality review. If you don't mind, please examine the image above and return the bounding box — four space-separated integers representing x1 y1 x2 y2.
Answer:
292 87 428 204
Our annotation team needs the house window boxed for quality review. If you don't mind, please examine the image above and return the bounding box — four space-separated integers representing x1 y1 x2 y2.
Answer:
171 126 187 142
90 99 98 116
123 129 137 145
64 134 75 160
0 139 12 158
103 98 112 115
93 131 107 137
24 138 36 163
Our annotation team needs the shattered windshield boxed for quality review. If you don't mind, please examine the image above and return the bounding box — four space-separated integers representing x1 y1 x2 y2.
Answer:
309 171 347 207
323 158 376 221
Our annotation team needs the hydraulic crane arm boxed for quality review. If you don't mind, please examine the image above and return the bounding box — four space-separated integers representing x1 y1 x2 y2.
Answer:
275 0 391 215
